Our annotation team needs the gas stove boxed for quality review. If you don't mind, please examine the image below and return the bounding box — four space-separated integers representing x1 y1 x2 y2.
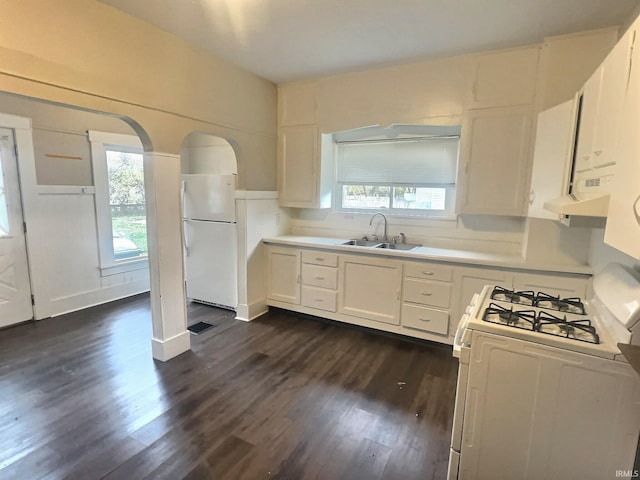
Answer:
460 284 621 359
484 287 599 344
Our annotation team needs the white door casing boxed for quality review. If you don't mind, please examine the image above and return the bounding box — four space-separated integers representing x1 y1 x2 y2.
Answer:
0 127 33 326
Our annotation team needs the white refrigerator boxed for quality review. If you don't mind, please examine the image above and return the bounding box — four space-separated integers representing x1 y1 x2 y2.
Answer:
182 174 237 310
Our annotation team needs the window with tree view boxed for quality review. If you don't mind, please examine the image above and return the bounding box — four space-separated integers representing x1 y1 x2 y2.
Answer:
106 150 147 260
89 130 147 275
335 125 460 217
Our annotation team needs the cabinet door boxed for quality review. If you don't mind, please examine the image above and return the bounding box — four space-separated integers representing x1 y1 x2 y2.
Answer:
592 28 635 169
267 247 301 305
278 125 319 208
573 67 603 175
604 26 640 259
457 106 534 215
528 100 575 219
338 255 402 325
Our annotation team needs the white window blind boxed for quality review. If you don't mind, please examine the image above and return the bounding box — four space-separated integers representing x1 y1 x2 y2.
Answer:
337 137 459 185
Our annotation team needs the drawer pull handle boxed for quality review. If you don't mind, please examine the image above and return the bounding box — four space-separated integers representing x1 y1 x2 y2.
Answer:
421 292 433 297
315 257 325 261
422 271 434 276
314 297 324 302
314 275 325 280
419 318 431 322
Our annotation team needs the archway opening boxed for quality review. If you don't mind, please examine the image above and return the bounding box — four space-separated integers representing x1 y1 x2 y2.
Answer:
179 132 240 331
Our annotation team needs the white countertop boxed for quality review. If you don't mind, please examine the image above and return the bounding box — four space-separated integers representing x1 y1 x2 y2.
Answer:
262 235 593 275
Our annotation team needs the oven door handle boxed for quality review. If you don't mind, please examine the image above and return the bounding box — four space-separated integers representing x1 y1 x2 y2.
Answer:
453 313 471 359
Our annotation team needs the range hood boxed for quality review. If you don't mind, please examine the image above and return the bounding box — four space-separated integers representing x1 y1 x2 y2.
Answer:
543 193 609 216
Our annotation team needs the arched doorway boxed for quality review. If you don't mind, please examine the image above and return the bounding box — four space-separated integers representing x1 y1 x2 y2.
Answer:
0 92 152 325
179 132 239 328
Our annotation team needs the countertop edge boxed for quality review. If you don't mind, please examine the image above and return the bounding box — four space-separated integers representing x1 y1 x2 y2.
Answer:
262 236 593 275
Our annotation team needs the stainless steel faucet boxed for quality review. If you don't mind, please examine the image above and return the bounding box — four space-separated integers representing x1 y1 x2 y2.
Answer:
369 212 389 242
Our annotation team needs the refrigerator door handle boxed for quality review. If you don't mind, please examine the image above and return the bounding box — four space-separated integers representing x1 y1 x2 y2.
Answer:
183 221 190 256
181 180 186 214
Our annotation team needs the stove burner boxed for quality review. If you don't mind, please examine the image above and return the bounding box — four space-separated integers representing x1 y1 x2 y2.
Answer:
534 293 586 315
483 303 536 330
535 311 599 344
490 287 535 306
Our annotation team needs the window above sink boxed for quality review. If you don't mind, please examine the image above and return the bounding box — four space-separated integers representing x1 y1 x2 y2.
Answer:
333 124 460 218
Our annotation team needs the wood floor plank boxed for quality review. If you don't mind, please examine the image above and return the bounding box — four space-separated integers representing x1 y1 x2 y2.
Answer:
0 294 458 479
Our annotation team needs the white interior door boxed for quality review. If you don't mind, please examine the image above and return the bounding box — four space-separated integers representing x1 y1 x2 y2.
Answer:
0 127 33 326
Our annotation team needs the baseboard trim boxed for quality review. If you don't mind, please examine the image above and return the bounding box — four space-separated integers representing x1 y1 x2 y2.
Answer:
151 331 191 362
235 299 268 322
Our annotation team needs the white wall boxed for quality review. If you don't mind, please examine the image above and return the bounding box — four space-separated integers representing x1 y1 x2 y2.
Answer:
588 229 640 274
180 133 238 175
236 192 290 321
0 94 150 319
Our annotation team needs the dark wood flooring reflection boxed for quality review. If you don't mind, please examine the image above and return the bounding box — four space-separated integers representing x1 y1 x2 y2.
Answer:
0 294 458 479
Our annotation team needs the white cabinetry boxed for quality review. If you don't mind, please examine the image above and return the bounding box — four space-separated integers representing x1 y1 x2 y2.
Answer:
277 125 333 208
300 251 338 313
457 105 535 215
573 67 603 176
267 246 301 305
265 243 591 345
528 100 576 219
604 21 640 259
401 261 453 337
338 255 402 326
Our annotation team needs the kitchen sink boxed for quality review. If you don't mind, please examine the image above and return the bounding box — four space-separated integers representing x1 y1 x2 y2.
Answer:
342 239 382 247
374 242 421 251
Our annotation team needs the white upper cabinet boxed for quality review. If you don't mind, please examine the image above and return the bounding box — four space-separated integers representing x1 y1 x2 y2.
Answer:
604 24 639 259
470 47 540 109
592 27 635 169
574 26 634 176
573 67 603 175
278 125 333 208
457 105 535 215
528 100 575 219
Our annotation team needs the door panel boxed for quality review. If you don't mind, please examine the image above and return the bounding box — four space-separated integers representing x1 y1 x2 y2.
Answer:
0 128 32 326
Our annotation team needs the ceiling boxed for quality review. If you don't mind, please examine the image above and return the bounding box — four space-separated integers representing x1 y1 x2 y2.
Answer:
98 0 640 84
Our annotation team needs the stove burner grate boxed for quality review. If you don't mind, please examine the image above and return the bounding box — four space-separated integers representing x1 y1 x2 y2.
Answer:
534 293 586 315
483 303 536 330
535 311 599 344
490 287 535 306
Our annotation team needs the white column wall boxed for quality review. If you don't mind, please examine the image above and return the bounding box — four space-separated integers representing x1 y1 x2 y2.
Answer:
144 152 190 361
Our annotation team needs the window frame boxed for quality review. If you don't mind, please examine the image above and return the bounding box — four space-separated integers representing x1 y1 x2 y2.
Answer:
333 126 460 219
89 130 148 276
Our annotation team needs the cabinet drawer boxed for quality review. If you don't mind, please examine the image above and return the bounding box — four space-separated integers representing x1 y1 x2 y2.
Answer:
403 279 452 308
302 250 338 267
401 304 449 335
301 286 337 312
302 264 338 289
404 262 452 282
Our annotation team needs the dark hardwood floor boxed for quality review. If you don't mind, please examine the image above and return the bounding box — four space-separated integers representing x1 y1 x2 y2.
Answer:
0 294 458 479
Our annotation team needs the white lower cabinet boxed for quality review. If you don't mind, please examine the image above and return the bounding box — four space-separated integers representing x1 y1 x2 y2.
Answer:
301 251 339 312
266 244 590 345
401 260 454 338
267 246 301 305
401 304 449 336
338 255 402 325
